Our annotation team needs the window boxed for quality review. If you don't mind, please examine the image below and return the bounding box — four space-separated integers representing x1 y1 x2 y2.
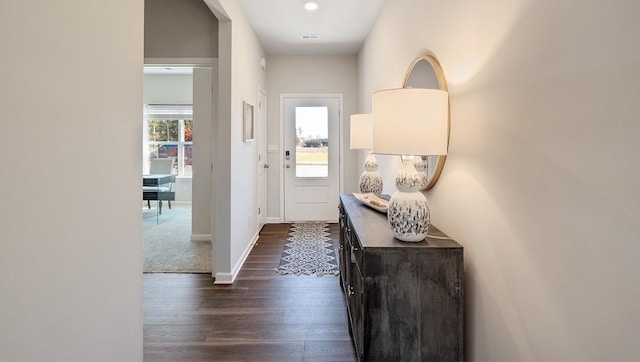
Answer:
295 106 329 178
144 105 193 177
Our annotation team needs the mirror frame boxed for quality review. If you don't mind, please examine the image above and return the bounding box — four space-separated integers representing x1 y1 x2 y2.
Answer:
402 55 450 190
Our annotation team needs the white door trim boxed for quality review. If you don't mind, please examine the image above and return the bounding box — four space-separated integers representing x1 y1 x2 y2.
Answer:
279 93 344 222
257 86 267 230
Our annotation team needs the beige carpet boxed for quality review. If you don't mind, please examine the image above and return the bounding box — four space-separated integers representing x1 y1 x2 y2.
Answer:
143 202 211 273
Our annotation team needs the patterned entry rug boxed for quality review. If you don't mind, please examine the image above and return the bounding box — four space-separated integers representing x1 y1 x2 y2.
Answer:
274 223 339 276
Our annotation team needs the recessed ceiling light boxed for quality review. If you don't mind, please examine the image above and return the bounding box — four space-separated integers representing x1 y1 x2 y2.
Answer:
304 1 318 11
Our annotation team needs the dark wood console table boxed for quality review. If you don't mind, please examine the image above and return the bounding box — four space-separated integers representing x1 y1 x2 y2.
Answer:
338 194 464 361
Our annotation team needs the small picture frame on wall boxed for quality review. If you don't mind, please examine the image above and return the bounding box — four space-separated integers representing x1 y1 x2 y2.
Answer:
243 101 255 142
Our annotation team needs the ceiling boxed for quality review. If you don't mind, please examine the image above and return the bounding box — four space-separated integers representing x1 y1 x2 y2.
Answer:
238 0 385 55
144 0 384 74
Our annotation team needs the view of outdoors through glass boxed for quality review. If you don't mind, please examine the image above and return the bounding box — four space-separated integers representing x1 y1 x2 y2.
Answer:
295 106 329 178
147 119 193 177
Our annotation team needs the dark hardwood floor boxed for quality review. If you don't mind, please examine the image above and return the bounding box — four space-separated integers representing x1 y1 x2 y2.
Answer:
143 223 357 362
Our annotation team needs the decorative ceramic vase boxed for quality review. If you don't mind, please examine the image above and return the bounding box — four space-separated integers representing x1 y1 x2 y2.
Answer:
359 152 383 195
387 160 430 242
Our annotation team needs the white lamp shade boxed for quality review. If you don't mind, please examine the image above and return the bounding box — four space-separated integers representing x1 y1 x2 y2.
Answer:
350 113 373 149
372 88 449 156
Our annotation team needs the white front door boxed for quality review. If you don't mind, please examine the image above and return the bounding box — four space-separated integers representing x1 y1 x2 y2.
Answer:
283 95 341 222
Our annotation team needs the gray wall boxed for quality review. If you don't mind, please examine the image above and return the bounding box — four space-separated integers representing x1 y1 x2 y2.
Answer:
145 0 218 59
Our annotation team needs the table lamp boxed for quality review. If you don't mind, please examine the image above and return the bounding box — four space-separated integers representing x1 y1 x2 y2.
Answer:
372 88 448 242
350 113 383 195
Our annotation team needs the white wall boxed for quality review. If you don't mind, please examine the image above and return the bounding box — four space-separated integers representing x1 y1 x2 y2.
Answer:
360 0 640 360
143 73 193 104
206 0 266 283
265 55 359 221
143 73 193 202
0 1 143 360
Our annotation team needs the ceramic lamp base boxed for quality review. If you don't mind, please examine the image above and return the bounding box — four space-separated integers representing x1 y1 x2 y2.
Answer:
359 171 383 194
387 159 430 242
387 190 430 242
359 152 383 195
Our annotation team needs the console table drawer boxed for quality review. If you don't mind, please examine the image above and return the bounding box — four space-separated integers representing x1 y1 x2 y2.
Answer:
346 219 363 268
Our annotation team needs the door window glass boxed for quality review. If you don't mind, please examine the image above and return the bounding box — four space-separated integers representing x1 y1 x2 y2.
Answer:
294 106 328 178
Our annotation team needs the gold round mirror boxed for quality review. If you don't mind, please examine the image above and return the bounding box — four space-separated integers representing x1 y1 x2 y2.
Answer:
402 55 449 190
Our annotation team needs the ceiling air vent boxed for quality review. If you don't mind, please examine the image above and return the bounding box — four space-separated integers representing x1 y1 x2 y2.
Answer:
301 34 319 40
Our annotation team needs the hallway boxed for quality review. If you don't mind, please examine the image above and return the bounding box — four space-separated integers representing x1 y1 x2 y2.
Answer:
143 223 356 361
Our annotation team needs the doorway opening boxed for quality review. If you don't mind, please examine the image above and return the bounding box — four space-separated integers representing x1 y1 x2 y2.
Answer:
142 66 209 273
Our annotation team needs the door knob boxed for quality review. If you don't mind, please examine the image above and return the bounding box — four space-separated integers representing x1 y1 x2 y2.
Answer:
285 164 291 168
264 163 270 169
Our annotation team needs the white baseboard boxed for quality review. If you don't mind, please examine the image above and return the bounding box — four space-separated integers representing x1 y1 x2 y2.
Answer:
213 231 259 285
213 272 234 284
191 234 211 242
